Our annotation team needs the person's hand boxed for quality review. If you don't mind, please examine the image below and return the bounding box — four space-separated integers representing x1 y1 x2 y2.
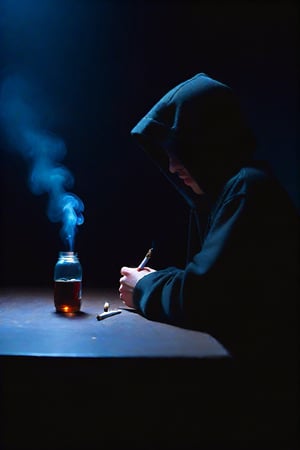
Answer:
119 266 156 308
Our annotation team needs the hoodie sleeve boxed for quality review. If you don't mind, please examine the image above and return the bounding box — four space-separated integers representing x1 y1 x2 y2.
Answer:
133 190 249 331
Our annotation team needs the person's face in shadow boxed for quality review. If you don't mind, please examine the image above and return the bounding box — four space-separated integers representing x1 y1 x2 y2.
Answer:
167 151 204 195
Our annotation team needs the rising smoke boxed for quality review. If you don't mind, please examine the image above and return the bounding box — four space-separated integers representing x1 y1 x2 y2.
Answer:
0 74 84 251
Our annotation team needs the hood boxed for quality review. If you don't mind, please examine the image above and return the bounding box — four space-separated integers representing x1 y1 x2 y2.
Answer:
131 73 256 203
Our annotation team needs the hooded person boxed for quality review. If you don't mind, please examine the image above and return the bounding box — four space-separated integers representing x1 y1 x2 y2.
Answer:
119 73 298 438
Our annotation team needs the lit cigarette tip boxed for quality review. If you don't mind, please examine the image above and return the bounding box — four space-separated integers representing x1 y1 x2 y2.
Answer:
146 248 153 258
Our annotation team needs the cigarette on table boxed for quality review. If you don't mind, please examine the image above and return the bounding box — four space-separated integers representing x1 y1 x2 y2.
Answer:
96 310 122 321
137 248 153 270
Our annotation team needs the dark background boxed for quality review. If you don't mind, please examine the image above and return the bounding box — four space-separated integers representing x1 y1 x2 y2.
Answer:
0 0 299 288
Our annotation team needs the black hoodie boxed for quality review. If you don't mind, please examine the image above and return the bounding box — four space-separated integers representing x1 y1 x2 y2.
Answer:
130 73 298 370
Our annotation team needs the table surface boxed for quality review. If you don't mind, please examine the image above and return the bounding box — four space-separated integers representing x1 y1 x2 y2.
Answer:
0 286 229 359
1 289 296 448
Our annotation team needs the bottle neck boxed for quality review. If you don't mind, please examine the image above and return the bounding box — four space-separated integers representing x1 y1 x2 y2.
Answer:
58 251 79 262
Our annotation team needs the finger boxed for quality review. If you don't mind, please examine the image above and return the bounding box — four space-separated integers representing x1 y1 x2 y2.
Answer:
119 290 130 304
120 266 130 275
119 285 125 299
119 283 130 293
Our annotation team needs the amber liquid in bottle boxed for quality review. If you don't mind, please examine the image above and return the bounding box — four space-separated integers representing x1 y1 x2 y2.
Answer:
54 280 82 313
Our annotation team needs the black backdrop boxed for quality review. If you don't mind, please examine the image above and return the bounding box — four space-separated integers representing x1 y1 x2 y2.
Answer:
0 0 299 288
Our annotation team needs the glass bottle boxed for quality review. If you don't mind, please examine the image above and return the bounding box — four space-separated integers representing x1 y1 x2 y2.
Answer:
54 251 82 313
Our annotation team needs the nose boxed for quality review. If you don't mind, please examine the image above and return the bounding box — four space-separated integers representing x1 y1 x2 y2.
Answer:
168 155 183 174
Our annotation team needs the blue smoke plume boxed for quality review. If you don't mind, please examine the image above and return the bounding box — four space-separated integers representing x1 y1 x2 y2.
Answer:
0 74 84 251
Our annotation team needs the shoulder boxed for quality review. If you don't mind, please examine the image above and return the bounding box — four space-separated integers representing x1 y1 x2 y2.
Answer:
222 164 281 201
218 164 297 224
211 163 293 221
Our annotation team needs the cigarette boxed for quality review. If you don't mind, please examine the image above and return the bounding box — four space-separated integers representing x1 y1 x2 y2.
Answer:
137 248 153 270
96 310 122 321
